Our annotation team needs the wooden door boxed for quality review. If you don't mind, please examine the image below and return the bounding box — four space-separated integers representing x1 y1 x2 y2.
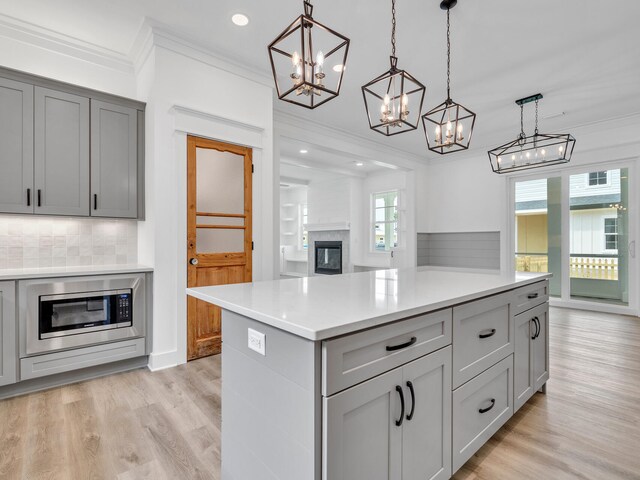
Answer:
187 136 252 360
323 367 403 480
34 86 90 216
0 77 33 214
401 346 452 480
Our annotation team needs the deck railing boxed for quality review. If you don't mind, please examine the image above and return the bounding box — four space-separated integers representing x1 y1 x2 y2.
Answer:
515 253 619 281
569 254 618 280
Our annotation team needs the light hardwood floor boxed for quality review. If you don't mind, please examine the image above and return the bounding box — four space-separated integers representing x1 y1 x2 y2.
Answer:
1 307 639 479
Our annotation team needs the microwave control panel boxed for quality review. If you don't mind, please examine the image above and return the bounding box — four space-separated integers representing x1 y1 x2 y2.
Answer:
117 293 132 323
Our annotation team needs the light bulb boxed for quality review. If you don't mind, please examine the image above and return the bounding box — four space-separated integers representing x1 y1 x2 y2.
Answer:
526 151 531 159
457 124 463 133
497 156 502 164
292 51 300 67
559 145 564 153
541 149 546 156
316 51 324 67
446 120 452 131
511 154 516 160
383 94 390 106
401 94 408 107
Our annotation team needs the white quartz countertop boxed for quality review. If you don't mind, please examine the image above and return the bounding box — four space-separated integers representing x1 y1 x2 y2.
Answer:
0 264 153 281
187 268 551 341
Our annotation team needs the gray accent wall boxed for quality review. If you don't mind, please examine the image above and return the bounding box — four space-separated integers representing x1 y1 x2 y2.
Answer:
417 232 500 270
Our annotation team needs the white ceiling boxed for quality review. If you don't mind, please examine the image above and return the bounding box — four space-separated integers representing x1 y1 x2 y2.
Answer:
4 0 639 160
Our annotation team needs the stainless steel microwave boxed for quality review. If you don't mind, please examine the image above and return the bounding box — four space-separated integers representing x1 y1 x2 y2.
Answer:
19 274 146 357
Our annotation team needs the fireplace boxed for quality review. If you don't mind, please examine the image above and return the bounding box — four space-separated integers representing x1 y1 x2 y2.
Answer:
315 241 342 275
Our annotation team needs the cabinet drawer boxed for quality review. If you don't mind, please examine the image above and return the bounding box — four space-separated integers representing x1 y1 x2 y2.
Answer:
452 292 513 388
512 280 549 316
20 338 146 380
452 355 514 473
322 309 452 396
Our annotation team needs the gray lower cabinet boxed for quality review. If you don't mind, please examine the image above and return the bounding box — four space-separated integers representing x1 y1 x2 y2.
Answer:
323 346 451 480
0 281 17 387
532 304 549 391
91 100 138 218
452 355 514 473
34 87 90 216
514 302 549 412
0 77 33 214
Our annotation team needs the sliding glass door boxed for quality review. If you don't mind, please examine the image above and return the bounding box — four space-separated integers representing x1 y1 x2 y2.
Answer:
513 163 636 311
569 168 630 305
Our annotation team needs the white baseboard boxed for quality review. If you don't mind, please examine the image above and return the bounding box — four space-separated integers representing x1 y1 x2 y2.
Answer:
147 350 179 371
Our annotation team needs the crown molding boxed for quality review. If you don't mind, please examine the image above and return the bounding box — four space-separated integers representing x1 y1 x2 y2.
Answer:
130 18 273 88
275 110 426 171
0 13 134 74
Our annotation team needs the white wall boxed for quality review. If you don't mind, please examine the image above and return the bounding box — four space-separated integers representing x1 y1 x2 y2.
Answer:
417 116 640 274
137 40 275 370
307 176 351 225
0 23 136 97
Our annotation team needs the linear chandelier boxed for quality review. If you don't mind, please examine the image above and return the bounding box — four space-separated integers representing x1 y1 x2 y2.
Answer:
267 0 350 109
361 0 426 136
488 94 576 174
422 0 476 154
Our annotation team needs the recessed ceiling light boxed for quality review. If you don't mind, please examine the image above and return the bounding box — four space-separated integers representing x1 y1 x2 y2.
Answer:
355 161 364 167
231 13 249 26
332 64 345 73
299 149 308 154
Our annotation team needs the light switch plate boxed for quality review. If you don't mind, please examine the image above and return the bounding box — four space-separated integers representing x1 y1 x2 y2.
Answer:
248 328 266 356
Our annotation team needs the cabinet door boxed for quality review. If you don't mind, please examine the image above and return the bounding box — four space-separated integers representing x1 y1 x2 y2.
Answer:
323 367 403 480
533 306 549 391
90 100 138 218
513 311 535 412
0 77 33 214
34 87 90 216
0 281 17 387
402 346 452 480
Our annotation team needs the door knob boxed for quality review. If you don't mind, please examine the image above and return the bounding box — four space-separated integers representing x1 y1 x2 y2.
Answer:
189 258 199 265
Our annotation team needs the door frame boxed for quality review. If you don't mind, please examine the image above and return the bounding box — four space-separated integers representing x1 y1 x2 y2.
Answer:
508 159 638 316
186 135 253 359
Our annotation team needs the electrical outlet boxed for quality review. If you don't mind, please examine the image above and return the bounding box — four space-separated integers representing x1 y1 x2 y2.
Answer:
248 328 266 356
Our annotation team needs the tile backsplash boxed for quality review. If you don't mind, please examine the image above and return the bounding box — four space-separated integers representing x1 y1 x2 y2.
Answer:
0 216 138 269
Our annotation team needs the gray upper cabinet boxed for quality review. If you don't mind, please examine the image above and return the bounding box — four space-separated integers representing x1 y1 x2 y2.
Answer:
91 100 138 218
0 78 33 214
0 67 144 219
34 87 90 216
0 281 17 387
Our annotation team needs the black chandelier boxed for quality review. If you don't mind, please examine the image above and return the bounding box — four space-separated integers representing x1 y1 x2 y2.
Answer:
488 93 576 174
361 0 426 136
267 0 350 109
422 0 476 154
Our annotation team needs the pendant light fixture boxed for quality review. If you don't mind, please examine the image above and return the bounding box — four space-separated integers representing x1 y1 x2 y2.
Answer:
488 93 576 174
267 0 350 109
422 0 476 154
361 0 426 136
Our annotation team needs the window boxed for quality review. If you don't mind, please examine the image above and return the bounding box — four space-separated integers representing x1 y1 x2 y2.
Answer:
372 191 398 252
301 204 308 249
604 217 618 250
588 171 607 186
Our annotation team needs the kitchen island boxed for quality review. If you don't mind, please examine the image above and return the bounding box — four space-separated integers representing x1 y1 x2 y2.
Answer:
187 268 551 480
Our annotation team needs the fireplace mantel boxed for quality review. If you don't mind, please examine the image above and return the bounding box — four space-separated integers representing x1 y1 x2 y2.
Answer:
306 222 350 232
